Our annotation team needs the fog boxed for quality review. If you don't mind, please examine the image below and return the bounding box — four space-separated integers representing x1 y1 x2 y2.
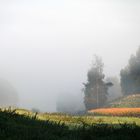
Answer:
0 0 140 112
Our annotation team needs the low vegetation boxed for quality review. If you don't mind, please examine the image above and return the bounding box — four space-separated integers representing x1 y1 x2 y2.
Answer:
89 108 140 117
0 108 140 140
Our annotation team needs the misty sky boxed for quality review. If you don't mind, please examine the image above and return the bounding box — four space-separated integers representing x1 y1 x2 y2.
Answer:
0 0 140 112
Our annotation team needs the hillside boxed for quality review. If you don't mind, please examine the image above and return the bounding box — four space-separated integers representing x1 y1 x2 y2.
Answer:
106 94 140 108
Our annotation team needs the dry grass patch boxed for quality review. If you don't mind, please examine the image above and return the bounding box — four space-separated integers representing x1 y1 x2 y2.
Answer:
89 108 140 117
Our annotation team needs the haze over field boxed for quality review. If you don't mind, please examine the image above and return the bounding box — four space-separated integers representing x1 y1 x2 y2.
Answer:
0 0 140 112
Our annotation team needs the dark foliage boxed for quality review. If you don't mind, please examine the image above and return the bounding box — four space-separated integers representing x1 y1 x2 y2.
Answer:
83 56 111 110
0 109 140 140
120 47 140 95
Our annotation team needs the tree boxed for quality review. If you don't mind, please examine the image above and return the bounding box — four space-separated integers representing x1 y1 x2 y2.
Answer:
83 56 111 110
120 47 140 95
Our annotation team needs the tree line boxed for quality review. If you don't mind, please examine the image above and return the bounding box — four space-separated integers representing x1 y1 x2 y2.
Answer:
83 47 140 110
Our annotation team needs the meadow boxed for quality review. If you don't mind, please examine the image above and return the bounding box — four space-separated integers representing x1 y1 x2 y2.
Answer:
0 108 140 140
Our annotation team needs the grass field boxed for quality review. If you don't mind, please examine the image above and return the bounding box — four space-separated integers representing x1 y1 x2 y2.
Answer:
0 108 140 140
12 108 140 126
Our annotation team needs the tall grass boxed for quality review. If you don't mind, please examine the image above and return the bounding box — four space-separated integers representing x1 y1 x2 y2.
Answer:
0 109 140 140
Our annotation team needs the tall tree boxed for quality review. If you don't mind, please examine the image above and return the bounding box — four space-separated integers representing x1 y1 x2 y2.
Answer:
120 47 140 95
83 56 110 110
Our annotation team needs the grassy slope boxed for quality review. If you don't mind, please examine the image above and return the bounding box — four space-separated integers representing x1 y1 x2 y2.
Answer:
14 108 140 125
0 108 140 140
106 94 140 108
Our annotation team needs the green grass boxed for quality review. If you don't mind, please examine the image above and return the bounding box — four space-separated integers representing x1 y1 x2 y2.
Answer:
14 108 140 126
0 108 140 140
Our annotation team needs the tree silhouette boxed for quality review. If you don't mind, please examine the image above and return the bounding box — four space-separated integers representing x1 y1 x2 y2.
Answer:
83 56 111 110
120 47 140 95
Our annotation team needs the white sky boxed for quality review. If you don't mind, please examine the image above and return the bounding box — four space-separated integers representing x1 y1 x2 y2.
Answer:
0 0 140 111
